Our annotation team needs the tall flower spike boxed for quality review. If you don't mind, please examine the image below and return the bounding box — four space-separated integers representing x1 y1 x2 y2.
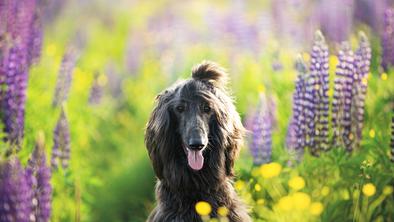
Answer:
0 156 32 222
249 93 276 165
352 32 371 150
382 8 394 71
332 42 355 151
52 47 78 107
308 31 330 155
2 0 37 148
27 9 43 66
391 105 394 162
26 131 52 222
287 55 308 160
88 72 104 105
51 106 71 169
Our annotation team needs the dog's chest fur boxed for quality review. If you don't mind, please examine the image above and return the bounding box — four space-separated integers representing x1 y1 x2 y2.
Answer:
148 179 250 222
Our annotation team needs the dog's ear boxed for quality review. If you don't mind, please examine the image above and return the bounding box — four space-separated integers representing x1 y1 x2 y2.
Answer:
192 61 228 89
224 111 244 176
145 90 173 179
214 93 245 176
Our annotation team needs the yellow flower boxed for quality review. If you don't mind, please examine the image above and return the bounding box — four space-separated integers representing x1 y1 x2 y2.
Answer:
310 202 324 216
217 206 229 217
254 184 262 192
383 186 393 195
234 180 245 191
292 192 311 210
46 43 56 56
258 84 265 93
277 196 293 211
362 183 376 197
288 176 305 191
369 129 375 138
303 52 310 62
256 199 265 205
260 162 282 179
381 73 388 81
195 201 212 216
361 77 368 86
321 186 330 196
329 55 339 67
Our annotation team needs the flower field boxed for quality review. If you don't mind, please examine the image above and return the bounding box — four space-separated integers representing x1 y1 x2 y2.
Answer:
0 0 393 221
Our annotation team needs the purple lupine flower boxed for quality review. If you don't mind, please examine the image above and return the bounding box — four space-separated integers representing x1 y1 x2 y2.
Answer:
307 31 330 155
88 72 104 105
124 31 143 76
52 47 78 107
0 156 32 222
26 132 52 222
51 106 71 169
27 11 43 66
352 32 371 150
315 0 354 42
391 106 394 162
332 42 355 151
354 0 391 33
2 0 37 147
105 63 123 98
382 8 394 71
287 55 308 159
248 93 276 165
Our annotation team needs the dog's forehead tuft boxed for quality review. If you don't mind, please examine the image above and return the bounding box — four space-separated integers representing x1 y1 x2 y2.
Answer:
177 80 215 100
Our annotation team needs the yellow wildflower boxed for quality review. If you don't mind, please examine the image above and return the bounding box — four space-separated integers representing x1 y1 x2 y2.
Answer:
217 206 229 217
321 186 330 196
260 162 282 179
292 192 311 210
361 77 368 86
234 180 245 191
310 202 324 216
195 201 212 216
256 199 265 205
288 176 305 191
369 129 375 138
258 85 265 93
303 52 310 62
254 184 261 192
46 43 56 56
329 55 339 67
362 183 376 197
381 73 388 81
277 196 293 211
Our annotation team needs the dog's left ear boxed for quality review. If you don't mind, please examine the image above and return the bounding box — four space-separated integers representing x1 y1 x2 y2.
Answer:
224 112 244 176
191 61 228 89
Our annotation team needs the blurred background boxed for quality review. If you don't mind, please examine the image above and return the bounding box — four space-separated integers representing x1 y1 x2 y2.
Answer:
1 0 394 221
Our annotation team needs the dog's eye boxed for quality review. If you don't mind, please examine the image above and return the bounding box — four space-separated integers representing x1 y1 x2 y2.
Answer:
176 105 185 113
203 105 211 113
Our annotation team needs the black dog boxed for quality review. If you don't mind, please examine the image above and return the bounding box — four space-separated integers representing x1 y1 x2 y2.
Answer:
145 61 251 222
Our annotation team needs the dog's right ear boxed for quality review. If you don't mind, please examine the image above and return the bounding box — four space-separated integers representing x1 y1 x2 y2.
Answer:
145 90 173 179
192 61 228 89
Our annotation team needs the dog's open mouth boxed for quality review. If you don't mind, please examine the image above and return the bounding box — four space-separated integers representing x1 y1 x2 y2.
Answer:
186 148 204 171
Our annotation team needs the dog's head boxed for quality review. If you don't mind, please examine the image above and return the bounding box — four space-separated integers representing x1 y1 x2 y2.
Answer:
145 61 244 181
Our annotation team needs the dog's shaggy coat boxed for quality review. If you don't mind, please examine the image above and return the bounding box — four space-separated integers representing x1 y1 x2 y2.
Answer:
145 61 251 222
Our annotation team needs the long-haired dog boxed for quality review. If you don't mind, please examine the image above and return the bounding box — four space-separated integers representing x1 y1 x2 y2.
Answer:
145 61 251 222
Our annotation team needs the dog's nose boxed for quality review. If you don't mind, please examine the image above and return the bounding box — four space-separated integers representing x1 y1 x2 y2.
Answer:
188 138 205 150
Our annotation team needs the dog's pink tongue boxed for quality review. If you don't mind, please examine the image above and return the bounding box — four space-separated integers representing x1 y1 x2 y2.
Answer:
187 150 204 171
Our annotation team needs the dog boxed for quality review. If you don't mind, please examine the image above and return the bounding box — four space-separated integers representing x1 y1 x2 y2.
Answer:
145 61 251 222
